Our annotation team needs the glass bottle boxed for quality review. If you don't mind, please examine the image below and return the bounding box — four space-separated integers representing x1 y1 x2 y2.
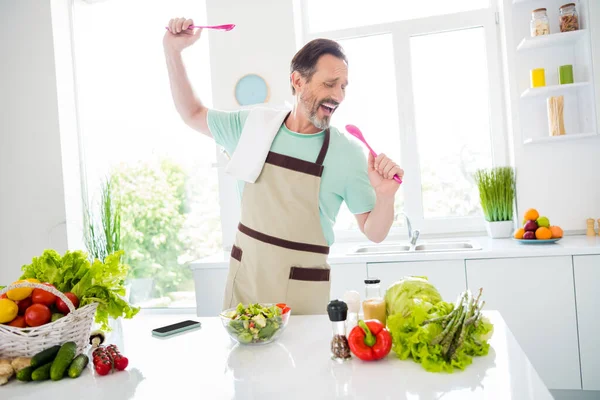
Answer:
362 278 387 325
327 300 352 362
559 3 579 32
530 8 550 37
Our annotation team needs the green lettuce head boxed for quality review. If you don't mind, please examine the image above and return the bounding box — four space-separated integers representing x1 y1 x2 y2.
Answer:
384 276 443 318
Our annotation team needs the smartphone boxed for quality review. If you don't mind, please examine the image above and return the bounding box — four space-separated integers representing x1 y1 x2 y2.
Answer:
152 320 201 337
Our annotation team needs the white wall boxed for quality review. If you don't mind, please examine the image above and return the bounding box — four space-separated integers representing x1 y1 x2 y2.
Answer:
0 0 68 284
205 0 297 110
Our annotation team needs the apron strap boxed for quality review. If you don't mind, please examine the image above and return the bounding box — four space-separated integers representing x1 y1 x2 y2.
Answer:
315 129 330 166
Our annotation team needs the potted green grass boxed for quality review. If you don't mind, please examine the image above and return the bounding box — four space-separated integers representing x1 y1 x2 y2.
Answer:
474 167 516 238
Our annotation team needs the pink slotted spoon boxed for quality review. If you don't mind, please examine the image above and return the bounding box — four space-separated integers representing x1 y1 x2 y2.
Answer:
346 124 403 184
165 24 236 32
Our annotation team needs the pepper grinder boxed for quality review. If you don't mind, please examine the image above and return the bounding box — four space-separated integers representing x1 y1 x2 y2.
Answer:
327 300 352 363
586 218 596 237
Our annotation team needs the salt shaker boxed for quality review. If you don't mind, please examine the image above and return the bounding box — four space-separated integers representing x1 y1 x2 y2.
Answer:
327 300 352 362
343 290 360 332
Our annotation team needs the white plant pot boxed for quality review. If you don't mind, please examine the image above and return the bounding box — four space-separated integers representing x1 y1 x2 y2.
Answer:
485 220 514 238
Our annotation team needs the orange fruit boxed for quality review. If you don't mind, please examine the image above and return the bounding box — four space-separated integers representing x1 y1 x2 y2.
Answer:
524 208 539 222
535 227 552 240
514 228 525 239
550 226 563 238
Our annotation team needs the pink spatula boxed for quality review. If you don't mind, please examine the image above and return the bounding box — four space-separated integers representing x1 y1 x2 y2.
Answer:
165 24 236 32
346 124 402 184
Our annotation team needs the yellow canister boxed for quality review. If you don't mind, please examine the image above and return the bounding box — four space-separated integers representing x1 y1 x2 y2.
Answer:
530 68 546 88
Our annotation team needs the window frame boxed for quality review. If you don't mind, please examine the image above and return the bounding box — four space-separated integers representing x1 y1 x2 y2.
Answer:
299 1 508 241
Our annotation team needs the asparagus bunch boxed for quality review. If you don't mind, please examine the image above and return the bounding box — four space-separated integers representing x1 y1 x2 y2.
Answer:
425 288 485 361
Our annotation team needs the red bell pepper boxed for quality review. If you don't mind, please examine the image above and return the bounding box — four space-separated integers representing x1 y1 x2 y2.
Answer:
348 319 392 361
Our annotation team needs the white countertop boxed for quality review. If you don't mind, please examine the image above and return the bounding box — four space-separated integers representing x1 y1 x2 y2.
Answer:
3 311 553 399
191 234 600 268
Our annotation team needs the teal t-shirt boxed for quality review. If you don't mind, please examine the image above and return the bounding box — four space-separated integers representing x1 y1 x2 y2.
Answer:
207 109 376 246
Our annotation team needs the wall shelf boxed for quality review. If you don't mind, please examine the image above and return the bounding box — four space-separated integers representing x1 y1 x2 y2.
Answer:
520 82 592 98
517 30 588 51
524 132 597 144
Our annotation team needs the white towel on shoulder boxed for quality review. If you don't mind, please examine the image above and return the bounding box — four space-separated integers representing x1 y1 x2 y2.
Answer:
225 106 291 183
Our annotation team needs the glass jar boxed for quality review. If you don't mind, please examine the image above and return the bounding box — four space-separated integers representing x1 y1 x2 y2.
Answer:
530 8 550 37
327 300 352 362
362 278 387 325
559 3 579 32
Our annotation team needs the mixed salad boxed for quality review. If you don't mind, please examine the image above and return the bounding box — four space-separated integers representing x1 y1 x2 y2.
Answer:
222 303 290 344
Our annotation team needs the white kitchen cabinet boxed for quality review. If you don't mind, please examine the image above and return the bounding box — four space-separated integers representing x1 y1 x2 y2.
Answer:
573 255 600 391
367 260 466 301
330 263 367 301
466 256 581 390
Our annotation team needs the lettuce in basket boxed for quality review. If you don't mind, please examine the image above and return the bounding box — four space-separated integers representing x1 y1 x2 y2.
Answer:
20 249 139 331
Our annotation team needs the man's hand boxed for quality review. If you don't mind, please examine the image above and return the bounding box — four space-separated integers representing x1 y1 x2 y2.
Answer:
163 17 202 54
368 153 404 198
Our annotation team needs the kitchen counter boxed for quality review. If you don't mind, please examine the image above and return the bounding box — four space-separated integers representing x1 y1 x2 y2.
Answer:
191 234 600 269
2 311 553 399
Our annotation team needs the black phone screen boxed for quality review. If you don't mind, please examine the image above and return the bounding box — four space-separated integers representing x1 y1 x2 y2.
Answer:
152 320 200 334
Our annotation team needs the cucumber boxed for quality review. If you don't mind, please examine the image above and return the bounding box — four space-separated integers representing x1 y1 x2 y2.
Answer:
31 345 61 367
16 365 35 382
67 354 89 379
50 341 77 381
31 363 52 381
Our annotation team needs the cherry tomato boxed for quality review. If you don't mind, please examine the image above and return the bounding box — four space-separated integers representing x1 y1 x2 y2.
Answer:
7 315 27 328
282 306 291 314
276 303 287 309
25 304 51 327
32 283 57 307
16 297 32 316
94 362 111 376
55 292 79 314
0 294 6 299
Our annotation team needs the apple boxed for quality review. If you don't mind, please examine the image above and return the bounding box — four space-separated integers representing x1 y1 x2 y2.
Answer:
523 231 536 240
524 220 538 232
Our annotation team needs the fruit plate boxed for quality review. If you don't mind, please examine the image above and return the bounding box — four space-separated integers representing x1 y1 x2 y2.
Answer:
513 238 562 245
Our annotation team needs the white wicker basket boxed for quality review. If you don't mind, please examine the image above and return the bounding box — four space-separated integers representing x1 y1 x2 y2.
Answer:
0 281 97 358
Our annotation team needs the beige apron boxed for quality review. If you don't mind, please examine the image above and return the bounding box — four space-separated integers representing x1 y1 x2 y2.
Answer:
223 128 331 315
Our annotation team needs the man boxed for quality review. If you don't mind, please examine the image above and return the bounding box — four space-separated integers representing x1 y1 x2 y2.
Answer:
164 17 404 315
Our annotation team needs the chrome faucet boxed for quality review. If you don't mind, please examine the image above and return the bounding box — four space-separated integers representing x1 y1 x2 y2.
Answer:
400 212 420 246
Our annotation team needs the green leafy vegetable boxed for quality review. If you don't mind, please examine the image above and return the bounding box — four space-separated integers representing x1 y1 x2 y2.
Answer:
384 276 443 318
20 249 139 331
384 277 494 373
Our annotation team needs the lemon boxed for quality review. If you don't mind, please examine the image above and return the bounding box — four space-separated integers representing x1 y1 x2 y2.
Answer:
0 299 18 324
6 278 39 301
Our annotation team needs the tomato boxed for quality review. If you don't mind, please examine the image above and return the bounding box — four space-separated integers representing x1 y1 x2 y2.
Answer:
16 297 32 315
25 304 51 327
282 306 291 314
276 303 287 309
0 294 6 299
56 292 79 314
32 283 57 307
7 315 27 328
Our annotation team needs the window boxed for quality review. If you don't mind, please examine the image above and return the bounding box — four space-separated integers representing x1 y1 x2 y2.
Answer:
329 34 405 232
302 1 506 237
72 0 218 308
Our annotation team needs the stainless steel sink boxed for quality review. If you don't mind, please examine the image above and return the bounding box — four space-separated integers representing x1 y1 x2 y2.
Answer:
349 240 481 255
415 242 481 252
353 244 412 254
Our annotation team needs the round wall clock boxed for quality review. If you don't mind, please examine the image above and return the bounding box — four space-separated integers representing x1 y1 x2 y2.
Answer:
234 74 270 106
